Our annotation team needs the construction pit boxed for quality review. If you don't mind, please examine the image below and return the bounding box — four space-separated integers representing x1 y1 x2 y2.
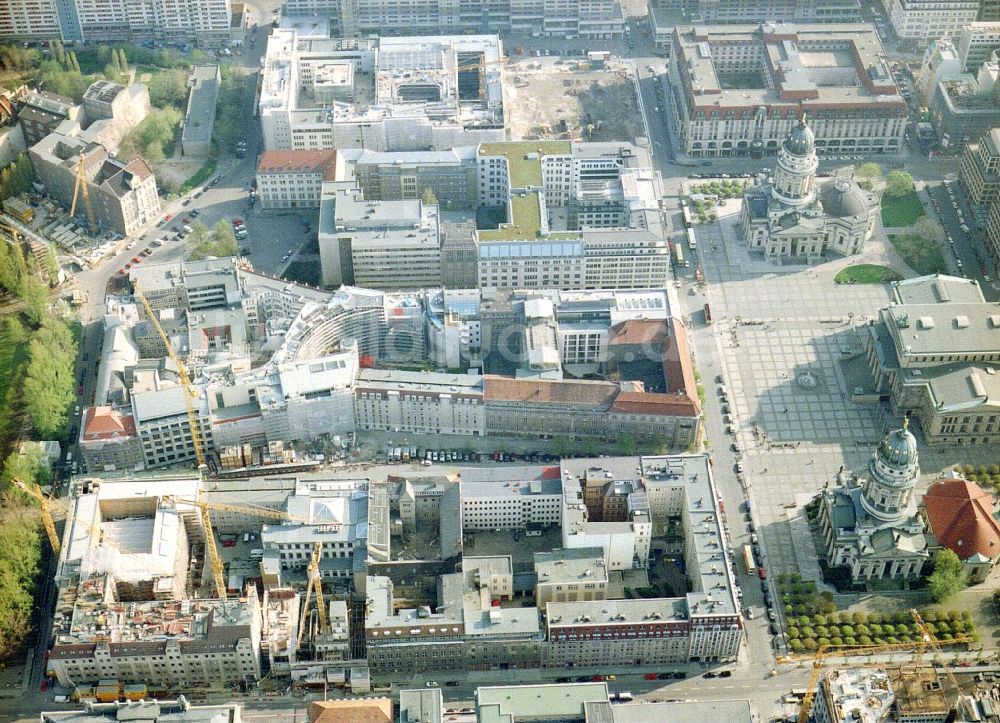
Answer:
505 60 642 143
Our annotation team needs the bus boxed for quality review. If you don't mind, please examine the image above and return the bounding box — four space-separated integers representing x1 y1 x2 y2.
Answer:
741 544 755 575
673 243 687 268
686 227 697 249
682 206 694 228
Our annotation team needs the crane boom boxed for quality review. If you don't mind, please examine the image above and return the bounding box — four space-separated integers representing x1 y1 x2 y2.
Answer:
310 541 329 633
132 282 207 469
200 505 227 599
10 477 61 555
69 153 97 235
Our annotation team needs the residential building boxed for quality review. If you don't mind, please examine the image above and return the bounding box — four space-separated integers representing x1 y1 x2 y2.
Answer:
668 24 906 158
181 66 220 158
916 38 964 107
38 700 245 723
78 406 145 473
28 132 161 237
534 548 608 605
923 474 1000 583
741 117 878 259
257 150 344 209
990 197 1000 268
927 71 1000 147
318 184 441 289
885 0 979 42
353 369 486 436
817 421 929 582
687 0 861 23
17 91 81 147
79 80 151 155
0 0 233 45
281 0 625 38
958 22 1000 71
47 588 263 688
460 472 563 530
364 562 544 675
864 274 1000 445
960 127 1000 206
259 31 506 153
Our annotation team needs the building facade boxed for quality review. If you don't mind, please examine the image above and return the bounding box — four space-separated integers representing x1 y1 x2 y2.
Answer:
884 0 979 42
958 22 1000 71
864 274 1000 446
960 127 1000 206
353 369 486 435
668 24 907 158
256 150 343 209
741 116 878 258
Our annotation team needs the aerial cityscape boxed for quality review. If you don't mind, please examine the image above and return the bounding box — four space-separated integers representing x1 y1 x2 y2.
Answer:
0 0 997 721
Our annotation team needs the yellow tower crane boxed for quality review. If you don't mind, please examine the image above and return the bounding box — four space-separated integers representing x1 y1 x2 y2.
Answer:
296 541 329 648
162 496 309 600
796 618 974 723
10 477 62 555
70 152 97 235
132 282 207 470
911 608 968 710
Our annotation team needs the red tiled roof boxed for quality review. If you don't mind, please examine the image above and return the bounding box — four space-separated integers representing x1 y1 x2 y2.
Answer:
924 477 1000 561
610 391 699 417
662 317 697 399
484 375 617 407
257 150 341 181
608 319 668 346
82 406 137 440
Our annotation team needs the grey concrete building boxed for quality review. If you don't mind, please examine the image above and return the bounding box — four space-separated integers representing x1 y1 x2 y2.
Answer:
927 71 1000 147
17 90 81 147
181 66 221 158
958 22 1000 71
960 127 1000 206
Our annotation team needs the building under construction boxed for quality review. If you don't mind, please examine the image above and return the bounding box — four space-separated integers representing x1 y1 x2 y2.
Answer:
27 131 161 237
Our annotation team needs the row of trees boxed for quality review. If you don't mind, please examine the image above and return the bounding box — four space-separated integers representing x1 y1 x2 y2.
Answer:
189 220 238 260
0 154 34 204
0 230 54 326
0 447 48 659
22 316 77 439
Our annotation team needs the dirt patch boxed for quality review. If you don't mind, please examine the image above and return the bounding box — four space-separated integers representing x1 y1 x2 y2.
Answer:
506 62 641 143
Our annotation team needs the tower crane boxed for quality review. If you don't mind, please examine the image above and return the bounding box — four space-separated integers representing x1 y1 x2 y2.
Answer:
10 477 62 555
70 152 97 235
132 282 207 470
796 618 974 723
296 541 329 648
911 608 967 711
162 496 309 600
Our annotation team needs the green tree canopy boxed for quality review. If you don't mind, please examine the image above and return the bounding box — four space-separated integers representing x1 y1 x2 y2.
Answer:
927 548 966 603
22 316 76 438
884 170 915 198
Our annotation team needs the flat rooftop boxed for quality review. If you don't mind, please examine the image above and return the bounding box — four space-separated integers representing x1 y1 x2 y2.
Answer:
181 66 220 147
673 23 904 114
476 683 609 723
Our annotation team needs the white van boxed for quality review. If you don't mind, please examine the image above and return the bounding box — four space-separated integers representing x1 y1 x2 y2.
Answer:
250 548 264 560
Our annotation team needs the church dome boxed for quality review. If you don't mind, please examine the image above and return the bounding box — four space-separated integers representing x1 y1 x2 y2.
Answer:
783 116 815 156
819 178 870 218
875 422 918 470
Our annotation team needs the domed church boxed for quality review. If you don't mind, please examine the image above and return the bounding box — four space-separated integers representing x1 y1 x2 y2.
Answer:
817 419 929 583
740 115 879 259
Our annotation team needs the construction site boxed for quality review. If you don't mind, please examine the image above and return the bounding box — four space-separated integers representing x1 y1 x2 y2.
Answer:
505 59 642 143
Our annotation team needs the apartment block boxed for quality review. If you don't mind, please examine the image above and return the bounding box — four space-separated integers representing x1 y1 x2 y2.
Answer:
885 0 979 41
29 132 160 237
460 473 563 530
927 70 1000 147
78 406 145 473
318 184 442 289
1 0 232 45
17 91 81 148
688 0 861 23
669 24 906 158
958 22 1000 71
353 369 486 435
282 0 625 38
534 548 608 605
865 274 1000 445
257 150 344 209
960 127 1000 205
